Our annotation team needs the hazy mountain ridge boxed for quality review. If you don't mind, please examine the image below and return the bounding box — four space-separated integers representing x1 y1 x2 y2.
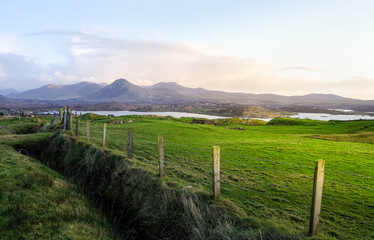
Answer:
0 88 18 96
86 79 198 103
0 95 20 104
6 79 374 110
8 82 107 100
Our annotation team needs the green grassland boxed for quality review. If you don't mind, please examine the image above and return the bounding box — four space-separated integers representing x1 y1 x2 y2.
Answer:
75 115 374 239
1 115 373 239
0 118 117 239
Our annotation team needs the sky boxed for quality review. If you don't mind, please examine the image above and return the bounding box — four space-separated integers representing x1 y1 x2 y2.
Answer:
0 0 374 99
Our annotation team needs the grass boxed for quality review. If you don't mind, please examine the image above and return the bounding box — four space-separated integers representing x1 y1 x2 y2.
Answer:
1 115 373 239
1 117 300 239
0 125 117 239
74 114 374 239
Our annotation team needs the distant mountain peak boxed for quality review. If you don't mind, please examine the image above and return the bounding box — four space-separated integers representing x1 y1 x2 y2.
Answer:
113 78 129 84
153 82 183 87
0 88 18 96
8 81 106 100
47 84 61 89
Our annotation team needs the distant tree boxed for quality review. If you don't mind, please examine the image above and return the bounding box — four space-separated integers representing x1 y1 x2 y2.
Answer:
0 112 3 116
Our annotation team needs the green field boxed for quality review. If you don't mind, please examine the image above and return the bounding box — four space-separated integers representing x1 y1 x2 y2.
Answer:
0 118 117 239
1 115 373 239
74 115 374 239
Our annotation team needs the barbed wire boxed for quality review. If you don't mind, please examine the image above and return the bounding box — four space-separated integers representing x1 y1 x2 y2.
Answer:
133 138 158 146
222 182 311 209
222 158 314 179
164 141 212 152
322 195 374 210
321 208 369 224
324 179 374 191
164 146 211 161
325 169 374 179
221 170 313 196
133 133 155 141
164 155 211 169
320 222 370 240
164 165 211 185
238 198 310 221
221 152 314 169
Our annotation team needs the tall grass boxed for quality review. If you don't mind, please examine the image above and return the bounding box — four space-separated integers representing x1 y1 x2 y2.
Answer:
0 137 116 239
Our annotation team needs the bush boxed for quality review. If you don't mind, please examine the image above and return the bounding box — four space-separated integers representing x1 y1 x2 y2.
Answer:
267 117 318 126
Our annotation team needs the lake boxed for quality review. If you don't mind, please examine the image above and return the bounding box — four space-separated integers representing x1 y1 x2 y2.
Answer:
43 110 374 122
289 112 374 121
73 110 228 120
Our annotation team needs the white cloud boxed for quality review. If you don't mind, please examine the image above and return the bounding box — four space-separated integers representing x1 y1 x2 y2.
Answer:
133 78 154 86
0 31 373 100
0 35 19 53
0 64 6 79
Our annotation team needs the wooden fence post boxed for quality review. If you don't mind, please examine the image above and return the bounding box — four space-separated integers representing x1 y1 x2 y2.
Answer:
75 118 79 137
59 108 63 123
86 121 90 142
63 106 67 130
309 159 326 237
102 123 107 148
68 109 72 131
127 128 133 158
212 146 220 199
158 135 165 178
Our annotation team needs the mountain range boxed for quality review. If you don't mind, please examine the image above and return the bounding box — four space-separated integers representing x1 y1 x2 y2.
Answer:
3 79 374 110
8 82 107 100
0 88 18 96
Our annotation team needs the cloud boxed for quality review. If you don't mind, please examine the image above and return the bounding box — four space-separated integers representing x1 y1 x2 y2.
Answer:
0 64 6 79
0 35 19 53
1 30 374 100
276 66 320 72
0 54 48 90
0 53 94 91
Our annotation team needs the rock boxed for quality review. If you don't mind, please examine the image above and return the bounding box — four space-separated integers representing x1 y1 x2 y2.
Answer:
182 185 193 190
190 118 217 125
226 126 246 131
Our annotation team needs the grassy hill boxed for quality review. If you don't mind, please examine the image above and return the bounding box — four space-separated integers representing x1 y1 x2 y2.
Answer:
0 120 117 239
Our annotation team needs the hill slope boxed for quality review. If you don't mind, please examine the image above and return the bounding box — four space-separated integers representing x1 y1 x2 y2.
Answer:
85 79 192 103
0 88 18 96
8 82 106 100
0 95 21 104
5 79 374 109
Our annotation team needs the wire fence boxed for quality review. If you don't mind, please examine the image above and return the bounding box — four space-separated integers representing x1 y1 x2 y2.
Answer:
72 119 373 239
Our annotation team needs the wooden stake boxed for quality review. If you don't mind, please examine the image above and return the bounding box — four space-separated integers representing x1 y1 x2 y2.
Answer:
59 108 63 123
127 128 133 158
69 111 72 131
66 107 71 130
102 123 107 148
75 118 80 137
158 135 165 178
212 146 220 199
63 106 67 130
86 121 90 142
309 159 325 237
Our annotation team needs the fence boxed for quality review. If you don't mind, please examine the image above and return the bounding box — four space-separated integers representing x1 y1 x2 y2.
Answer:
62 116 374 239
